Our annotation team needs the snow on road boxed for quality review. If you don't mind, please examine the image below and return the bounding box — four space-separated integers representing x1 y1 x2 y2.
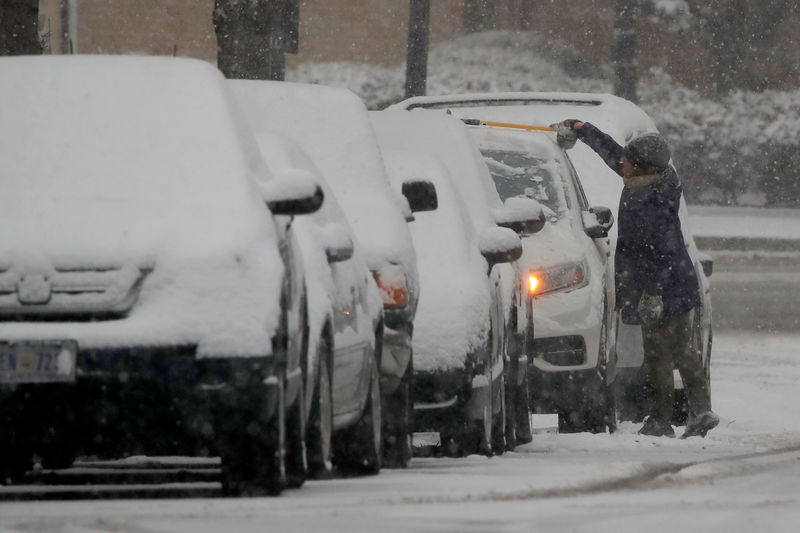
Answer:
1 331 798 532
688 205 800 241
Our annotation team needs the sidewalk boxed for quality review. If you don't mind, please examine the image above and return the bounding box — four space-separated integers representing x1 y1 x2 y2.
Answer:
688 205 800 251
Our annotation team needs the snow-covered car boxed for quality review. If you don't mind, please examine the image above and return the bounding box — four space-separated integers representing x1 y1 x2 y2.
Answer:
0 56 323 495
392 92 713 424
227 80 419 467
371 110 545 455
466 123 617 433
230 118 386 476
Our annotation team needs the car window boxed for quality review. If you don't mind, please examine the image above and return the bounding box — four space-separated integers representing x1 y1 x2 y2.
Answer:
564 152 590 211
480 148 571 221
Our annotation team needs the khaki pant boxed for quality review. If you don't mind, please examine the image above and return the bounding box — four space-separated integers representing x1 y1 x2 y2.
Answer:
642 309 710 424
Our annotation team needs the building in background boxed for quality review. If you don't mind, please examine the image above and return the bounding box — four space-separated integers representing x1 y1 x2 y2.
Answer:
35 1 800 94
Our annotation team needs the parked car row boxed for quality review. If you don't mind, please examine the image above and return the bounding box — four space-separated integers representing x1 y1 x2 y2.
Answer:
0 56 712 496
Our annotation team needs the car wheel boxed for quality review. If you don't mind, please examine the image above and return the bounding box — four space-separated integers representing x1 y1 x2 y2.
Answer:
218 368 287 497
332 338 382 475
515 354 534 445
0 440 30 485
285 376 307 489
705 326 713 391
503 331 521 450
382 357 413 469
582 300 616 433
491 372 507 455
306 332 334 479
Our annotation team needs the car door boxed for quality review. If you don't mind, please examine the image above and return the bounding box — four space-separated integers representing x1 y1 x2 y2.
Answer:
328 242 375 417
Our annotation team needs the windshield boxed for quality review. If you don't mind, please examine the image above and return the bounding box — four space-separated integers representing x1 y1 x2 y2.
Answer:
481 149 571 221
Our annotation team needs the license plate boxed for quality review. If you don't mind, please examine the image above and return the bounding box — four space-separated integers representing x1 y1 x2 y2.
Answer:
412 431 441 448
0 341 78 384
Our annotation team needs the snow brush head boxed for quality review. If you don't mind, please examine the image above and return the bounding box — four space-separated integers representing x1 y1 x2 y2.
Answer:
623 133 671 174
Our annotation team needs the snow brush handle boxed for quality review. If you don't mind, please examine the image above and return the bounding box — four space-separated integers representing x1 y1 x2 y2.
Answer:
461 119 555 132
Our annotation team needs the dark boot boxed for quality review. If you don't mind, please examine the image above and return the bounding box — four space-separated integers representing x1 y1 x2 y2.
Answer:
638 416 675 437
681 411 719 439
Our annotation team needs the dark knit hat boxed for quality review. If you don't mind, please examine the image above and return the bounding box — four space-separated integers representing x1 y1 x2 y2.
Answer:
623 133 671 174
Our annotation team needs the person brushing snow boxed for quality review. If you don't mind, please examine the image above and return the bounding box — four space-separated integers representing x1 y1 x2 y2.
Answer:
554 119 719 438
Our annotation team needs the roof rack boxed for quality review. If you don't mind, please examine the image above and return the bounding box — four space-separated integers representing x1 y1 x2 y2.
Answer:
407 96 603 110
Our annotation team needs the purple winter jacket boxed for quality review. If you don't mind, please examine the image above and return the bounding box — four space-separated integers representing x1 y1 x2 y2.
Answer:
576 122 701 324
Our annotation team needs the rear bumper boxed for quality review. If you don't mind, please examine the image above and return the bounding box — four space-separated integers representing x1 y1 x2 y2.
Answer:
0 347 280 458
380 323 412 387
412 356 502 431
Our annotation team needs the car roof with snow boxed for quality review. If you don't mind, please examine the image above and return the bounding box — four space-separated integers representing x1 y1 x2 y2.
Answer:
0 55 278 260
371 110 505 233
227 79 416 273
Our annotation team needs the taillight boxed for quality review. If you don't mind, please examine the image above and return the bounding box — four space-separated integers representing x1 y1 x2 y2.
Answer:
373 266 408 309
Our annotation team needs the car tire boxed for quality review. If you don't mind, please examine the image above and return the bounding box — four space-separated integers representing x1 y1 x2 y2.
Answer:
332 336 382 476
0 441 30 485
503 331 521 450
581 301 617 433
285 376 307 489
307 331 334 479
218 368 287 497
491 372 507 455
382 357 413 469
515 357 534 445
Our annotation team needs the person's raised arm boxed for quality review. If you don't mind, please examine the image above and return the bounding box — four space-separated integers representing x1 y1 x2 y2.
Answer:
553 120 624 177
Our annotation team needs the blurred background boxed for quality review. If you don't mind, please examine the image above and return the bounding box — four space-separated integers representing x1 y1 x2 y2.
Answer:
4 0 800 207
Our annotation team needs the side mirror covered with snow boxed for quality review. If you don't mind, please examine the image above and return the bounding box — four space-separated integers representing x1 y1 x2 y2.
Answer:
260 169 324 216
697 252 713 278
494 197 546 236
402 179 438 213
583 205 614 238
479 226 523 268
318 223 355 263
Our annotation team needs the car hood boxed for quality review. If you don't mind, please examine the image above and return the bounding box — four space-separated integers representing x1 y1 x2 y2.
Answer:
518 219 585 270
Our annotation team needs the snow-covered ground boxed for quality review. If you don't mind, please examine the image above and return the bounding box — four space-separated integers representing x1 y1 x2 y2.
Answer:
1 331 798 532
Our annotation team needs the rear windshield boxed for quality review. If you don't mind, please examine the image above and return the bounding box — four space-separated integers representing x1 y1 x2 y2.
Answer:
481 149 571 221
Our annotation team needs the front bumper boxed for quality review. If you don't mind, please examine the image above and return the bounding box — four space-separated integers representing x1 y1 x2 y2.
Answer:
529 365 605 411
530 284 603 372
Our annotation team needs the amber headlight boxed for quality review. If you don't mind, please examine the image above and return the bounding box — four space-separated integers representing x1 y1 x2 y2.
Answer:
528 260 589 296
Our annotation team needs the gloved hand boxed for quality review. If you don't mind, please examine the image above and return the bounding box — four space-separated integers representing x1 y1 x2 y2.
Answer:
550 119 581 149
637 292 664 326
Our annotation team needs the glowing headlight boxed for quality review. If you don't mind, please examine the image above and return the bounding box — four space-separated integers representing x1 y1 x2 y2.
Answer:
528 275 539 294
528 260 589 296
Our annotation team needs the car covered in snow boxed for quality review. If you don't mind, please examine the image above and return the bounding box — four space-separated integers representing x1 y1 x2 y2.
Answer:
371 111 545 455
227 80 419 468
227 101 386 477
392 92 713 425
465 123 617 433
0 56 322 495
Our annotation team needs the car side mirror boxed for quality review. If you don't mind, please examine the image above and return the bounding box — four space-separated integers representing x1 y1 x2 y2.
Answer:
402 179 438 213
318 223 354 263
697 252 713 278
494 197 546 235
479 226 523 267
260 169 324 216
583 205 614 238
